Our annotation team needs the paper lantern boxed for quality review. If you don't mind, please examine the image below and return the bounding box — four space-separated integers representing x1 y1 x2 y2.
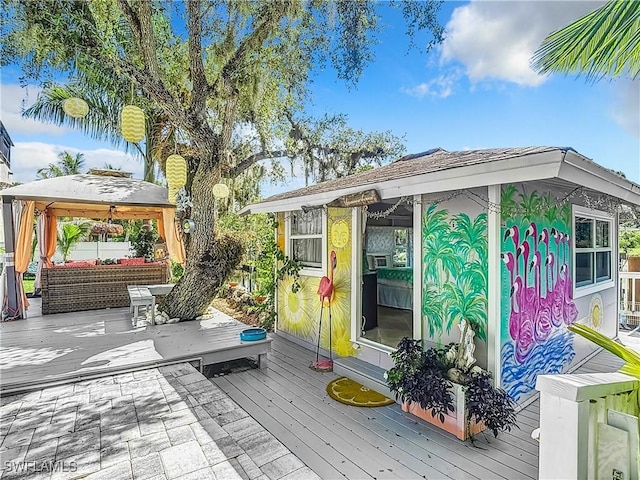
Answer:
121 105 145 143
62 97 89 118
166 154 187 188
167 186 178 204
212 183 229 199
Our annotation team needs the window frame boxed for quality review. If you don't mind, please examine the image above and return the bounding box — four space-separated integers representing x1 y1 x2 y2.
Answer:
572 205 615 298
285 208 327 277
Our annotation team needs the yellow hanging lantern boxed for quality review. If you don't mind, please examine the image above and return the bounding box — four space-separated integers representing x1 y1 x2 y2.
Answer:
62 97 89 118
165 154 187 189
212 183 229 199
167 186 178 204
120 105 145 143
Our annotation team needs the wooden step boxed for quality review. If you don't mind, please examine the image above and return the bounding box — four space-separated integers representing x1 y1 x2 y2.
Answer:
333 355 396 401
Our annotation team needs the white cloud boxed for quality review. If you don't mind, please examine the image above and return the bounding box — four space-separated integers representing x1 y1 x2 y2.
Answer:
441 1 606 87
1 84 69 136
401 71 462 99
609 79 640 138
11 142 143 184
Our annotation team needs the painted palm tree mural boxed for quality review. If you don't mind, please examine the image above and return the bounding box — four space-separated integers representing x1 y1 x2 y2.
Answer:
500 187 578 400
422 204 488 342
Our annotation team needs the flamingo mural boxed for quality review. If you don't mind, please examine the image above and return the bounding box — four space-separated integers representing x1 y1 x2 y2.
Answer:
500 188 578 401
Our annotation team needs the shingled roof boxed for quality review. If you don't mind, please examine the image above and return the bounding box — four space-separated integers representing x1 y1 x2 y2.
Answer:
261 146 564 203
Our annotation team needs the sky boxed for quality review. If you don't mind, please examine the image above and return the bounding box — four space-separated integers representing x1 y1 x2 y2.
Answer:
1 0 639 196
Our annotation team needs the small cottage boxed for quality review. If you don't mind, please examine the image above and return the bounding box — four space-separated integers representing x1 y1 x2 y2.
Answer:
242 147 640 402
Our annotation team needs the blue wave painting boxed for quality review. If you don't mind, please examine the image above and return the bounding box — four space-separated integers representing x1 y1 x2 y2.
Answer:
501 329 575 401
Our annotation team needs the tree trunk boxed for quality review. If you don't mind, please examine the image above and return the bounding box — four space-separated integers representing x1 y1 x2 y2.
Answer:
160 157 244 320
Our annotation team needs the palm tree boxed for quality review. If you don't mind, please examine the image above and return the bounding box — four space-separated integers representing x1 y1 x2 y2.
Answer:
532 0 640 81
37 151 86 179
57 222 91 261
23 76 169 182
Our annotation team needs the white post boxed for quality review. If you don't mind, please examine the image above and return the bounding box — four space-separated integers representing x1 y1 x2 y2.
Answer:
536 372 639 480
487 184 501 384
412 194 422 341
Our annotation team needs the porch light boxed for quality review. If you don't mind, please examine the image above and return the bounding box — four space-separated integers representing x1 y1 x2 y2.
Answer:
62 97 89 118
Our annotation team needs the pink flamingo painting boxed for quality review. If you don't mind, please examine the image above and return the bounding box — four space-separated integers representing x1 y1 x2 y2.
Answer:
518 241 536 306
311 250 337 372
512 276 535 363
503 253 520 341
539 228 550 295
561 265 578 325
530 251 552 342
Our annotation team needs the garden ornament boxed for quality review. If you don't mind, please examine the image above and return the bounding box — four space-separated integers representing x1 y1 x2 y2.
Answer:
311 250 337 372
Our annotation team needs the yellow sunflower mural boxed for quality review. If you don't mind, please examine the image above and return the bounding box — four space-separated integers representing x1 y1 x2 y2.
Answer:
277 208 355 357
277 275 318 338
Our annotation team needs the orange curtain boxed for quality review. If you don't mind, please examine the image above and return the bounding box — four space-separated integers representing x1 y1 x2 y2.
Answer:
159 208 185 264
44 211 57 267
15 201 35 274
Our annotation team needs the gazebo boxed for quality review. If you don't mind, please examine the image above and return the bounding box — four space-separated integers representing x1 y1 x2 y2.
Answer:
1 171 184 319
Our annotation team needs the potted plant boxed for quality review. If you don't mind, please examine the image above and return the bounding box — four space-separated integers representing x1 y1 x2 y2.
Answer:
385 323 517 440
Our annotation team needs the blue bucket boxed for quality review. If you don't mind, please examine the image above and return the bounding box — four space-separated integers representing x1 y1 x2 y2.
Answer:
240 328 267 341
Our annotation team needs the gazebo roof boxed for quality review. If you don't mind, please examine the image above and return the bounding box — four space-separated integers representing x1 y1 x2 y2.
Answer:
0 174 173 219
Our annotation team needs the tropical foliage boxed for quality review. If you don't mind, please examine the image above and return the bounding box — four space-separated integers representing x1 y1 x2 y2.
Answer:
386 337 517 438
57 221 91 261
3 0 443 320
422 204 488 341
569 323 640 381
37 151 86 179
532 0 640 81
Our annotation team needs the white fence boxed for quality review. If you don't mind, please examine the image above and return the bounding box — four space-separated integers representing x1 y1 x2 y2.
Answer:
620 271 640 325
52 241 133 263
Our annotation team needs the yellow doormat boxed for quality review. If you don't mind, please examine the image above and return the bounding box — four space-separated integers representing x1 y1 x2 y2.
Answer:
326 377 395 407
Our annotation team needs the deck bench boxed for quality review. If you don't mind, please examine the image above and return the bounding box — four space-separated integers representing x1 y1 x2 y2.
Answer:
127 285 155 325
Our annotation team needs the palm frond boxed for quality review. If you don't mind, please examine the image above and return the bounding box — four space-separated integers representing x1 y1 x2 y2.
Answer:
569 323 640 378
532 0 640 80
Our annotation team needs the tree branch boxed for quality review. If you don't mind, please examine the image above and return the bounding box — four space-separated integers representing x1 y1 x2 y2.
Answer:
228 150 288 177
186 0 209 115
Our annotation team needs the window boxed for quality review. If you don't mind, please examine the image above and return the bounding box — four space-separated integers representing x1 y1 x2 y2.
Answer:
574 206 613 292
288 209 325 271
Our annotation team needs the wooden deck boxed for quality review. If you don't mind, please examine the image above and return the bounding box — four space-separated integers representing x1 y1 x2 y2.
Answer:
0 298 270 395
212 334 625 480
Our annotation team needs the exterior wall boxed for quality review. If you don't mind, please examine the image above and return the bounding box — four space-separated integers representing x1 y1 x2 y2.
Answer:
421 190 488 369
499 183 617 402
276 208 355 357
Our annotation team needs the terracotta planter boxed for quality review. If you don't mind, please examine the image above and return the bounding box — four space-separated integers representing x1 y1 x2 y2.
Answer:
229 282 239 287
255 295 267 304
401 383 485 440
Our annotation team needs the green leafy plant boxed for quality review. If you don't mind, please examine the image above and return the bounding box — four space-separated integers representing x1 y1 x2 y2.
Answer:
131 224 158 261
569 323 640 379
386 336 517 438
57 221 91 261
465 370 517 437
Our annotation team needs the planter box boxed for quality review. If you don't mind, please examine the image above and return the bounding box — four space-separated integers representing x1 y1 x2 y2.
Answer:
401 382 485 440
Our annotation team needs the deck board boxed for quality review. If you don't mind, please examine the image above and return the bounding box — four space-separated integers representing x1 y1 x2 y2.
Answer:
212 333 627 480
0 298 270 394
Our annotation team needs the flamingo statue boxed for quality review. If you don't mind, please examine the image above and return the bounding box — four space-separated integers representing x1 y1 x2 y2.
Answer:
311 250 337 372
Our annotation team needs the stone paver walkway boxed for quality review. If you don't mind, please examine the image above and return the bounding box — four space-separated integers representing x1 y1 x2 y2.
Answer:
0 363 321 480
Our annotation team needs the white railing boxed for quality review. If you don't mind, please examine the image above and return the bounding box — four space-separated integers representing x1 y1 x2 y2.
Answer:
620 271 640 324
536 372 639 479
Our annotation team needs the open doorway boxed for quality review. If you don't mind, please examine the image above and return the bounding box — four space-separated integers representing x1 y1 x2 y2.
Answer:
360 198 413 349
